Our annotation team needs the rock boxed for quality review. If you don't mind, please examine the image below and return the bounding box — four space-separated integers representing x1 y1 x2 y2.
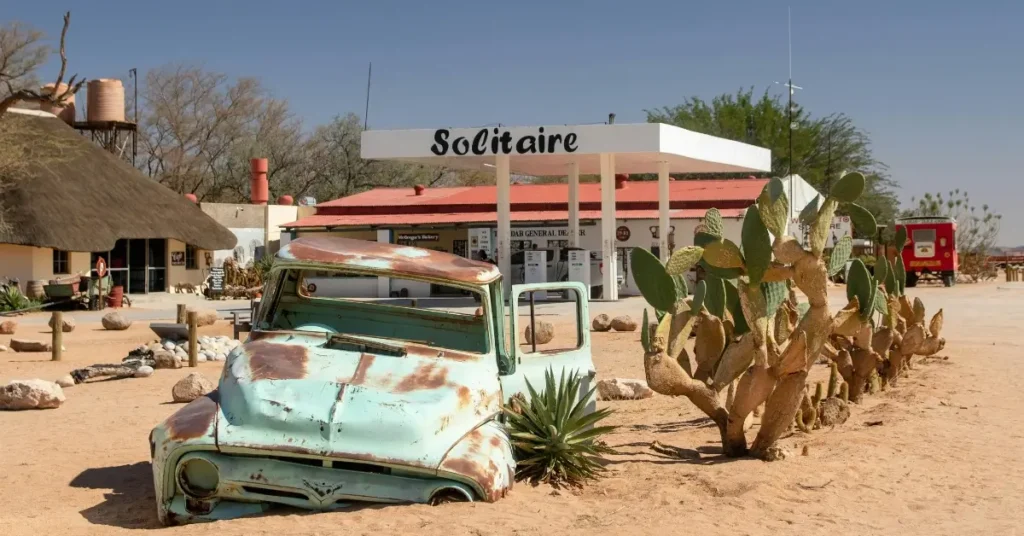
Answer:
610 315 638 332
101 311 132 330
134 366 154 378
197 354 207 362
818 398 851 427
55 374 75 388
163 341 177 351
172 373 216 403
188 309 219 327
153 350 182 369
48 315 76 333
0 379 65 410
474 307 483 317
0 320 17 335
597 378 654 401
524 320 555 345
0 345 7 352
591 314 612 332
215 353 226 362
10 338 51 352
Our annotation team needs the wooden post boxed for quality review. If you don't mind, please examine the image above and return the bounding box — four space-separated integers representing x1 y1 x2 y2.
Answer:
232 311 239 340
187 311 198 367
51 311 62 362
177 303 187 324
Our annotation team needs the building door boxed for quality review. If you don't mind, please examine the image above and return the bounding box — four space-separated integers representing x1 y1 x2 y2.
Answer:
453 239 468 258
148 239 167 292
128 239 147 294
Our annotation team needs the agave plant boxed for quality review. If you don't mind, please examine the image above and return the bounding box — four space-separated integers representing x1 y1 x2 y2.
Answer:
0 285 32 312
504 368 616 487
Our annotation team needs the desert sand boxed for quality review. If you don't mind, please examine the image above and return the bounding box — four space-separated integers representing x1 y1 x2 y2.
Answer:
2 282 1023 535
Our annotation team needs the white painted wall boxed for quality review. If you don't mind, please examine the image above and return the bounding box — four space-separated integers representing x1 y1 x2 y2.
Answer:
306 276 378 298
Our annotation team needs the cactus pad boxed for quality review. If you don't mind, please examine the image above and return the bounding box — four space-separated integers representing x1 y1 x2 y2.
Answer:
672 274 689 302
799 195 822 225
666 246 704 275
883 258 898 295
757 179 790 238
691 279 707 313
810 198 840 257
894 226 908 252
846 258 874 318
913 297 926 324
830 171 866 202
875 256 890 287
796 301 810 321
704 208 724 237
704 239 745 269
873 286 888 315
629 247 677 312
846 202 877 242
704 276 727 318
828 236 853 276
742 205 773 284
761 280 788 317
894 255 907 295
724 279 750 335
641 308 651 353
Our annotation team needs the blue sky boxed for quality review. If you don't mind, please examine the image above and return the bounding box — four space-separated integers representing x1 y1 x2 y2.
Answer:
8 1 1023 245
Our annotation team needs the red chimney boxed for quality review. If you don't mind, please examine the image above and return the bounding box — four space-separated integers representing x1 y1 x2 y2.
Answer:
413 184 426 196
277 194 294 206
615 174 629 189
184 193 198 203
250 158 269 205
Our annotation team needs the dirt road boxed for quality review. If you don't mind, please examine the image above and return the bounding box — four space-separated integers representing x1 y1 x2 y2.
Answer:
1 283 1022 535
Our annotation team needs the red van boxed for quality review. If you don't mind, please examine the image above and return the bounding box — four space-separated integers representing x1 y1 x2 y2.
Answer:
895 216 958 287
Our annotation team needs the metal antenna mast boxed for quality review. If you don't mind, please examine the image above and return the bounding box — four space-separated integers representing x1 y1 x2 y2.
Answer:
364 62 372 130
775 7 802 222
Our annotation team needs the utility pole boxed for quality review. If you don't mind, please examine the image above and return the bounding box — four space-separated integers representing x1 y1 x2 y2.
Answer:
776 7 802 224
364 62 372 130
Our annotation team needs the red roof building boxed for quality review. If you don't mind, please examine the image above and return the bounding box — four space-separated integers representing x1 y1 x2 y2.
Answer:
282 177 767 229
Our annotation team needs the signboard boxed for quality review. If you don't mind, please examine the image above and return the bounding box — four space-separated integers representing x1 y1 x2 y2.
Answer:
510 228 586 239
523 250 547 300
170 251 185 266
788 216 852 249
94 257 107 277
468 228 493 261
208 267 225 295
567 249 590 299
397 233 439 244
430 127 579 156
615 226 631 241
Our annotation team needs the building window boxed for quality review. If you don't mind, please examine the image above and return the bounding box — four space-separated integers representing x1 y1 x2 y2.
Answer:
53 250 69 274
185 244 198 270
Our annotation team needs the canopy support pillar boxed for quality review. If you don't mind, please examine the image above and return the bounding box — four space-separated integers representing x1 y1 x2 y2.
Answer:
599 153 618 301
568 161 580 248
658 160 670 263
496 154 512 297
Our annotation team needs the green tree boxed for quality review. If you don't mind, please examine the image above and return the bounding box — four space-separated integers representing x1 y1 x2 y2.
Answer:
646 88 897 237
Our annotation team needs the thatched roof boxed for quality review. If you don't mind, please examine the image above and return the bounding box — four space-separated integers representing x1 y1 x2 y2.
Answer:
0 110 236 252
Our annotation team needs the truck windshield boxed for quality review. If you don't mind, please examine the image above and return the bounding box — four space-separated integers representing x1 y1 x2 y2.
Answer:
256 268 489 355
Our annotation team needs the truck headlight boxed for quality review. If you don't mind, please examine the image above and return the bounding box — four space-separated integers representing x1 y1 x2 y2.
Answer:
178 458 219 498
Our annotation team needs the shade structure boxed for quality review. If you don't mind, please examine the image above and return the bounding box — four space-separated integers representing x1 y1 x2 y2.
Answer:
0 109 237 252
361 122 771 299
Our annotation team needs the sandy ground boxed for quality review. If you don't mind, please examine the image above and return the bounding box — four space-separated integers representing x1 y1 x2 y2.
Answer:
2 281 1023 535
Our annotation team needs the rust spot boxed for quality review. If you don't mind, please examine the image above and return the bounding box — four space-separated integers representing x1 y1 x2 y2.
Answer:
441 456 502 502
489 436 501 448
284 237 499 285
246 341 308 381
393 362 449 393
266 400 293 412
457 386 472 409
238 442 432 469
250 471 268 482
349 354 375 385
405 344 479 362
166 391 219 441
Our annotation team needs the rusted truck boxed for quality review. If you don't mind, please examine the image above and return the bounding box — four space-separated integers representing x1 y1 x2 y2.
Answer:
149 236 596 524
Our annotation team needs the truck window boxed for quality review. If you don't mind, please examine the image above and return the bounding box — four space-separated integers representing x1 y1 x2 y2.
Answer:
912 229 936 244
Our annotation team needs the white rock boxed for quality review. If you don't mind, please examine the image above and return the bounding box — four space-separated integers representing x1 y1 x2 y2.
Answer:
55 375 75 388
171 373 216 403
0 345 7 352
197 354 207 362
163 341 176 351
596 378 655 401
134 366 154 378
0 379 65 410
215 353 226 362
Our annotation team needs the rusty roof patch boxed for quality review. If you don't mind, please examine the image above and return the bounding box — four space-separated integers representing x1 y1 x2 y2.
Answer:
166 391 219 441
246 341 309 381
279 236 500 285
348 353 375 385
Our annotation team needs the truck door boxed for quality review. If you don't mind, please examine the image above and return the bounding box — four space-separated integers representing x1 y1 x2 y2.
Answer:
500 282 596 416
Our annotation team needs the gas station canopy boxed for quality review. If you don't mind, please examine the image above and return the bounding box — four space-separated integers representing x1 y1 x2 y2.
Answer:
361 122 771 300
362 123 770 175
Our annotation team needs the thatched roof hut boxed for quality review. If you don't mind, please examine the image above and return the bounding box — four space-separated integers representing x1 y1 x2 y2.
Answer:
0 109 236 252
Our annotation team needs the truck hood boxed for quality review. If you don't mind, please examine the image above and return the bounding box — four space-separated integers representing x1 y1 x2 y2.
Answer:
215 332 503 471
